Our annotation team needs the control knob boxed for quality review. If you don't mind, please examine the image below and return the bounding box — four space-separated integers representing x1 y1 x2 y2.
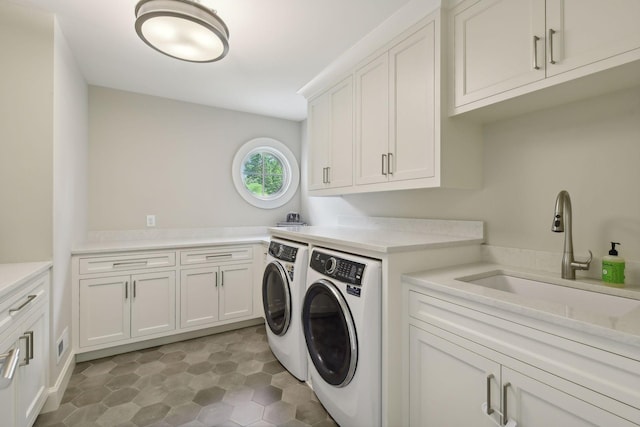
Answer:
325 257 338 274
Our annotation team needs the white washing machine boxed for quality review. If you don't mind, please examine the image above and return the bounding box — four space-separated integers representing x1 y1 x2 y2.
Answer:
302 247 382 427
262 238 309 381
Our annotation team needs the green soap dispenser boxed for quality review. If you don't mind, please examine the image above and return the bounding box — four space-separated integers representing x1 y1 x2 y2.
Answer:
602 242 625 287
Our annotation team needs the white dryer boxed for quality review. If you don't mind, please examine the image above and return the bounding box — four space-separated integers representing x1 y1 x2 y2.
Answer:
262 238 309 381
302 248 382 427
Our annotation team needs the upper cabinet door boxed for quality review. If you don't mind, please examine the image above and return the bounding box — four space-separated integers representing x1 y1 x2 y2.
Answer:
389 22 436 182
355 52 390 185
307 94 331 191
545 0 640 77
453 0 546 107
327 77 354 189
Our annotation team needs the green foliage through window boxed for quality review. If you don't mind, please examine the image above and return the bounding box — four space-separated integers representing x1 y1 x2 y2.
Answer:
242 150 286 198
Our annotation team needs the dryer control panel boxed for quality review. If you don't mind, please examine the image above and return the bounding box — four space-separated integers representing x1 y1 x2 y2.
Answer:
310 250 365 286
269 241 298 262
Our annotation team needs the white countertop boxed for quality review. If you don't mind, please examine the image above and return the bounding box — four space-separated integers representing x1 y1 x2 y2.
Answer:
72 234 269 255
404 262 640 348
270 225 484 253
0 262 52 301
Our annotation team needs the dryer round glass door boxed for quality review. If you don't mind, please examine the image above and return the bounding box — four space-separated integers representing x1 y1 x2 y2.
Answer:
262 262 291 336
302 279 357 387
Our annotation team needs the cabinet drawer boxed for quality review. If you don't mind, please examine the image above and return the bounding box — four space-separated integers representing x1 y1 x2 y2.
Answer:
180 246 253 266
0 273 48 338
79 252 176 275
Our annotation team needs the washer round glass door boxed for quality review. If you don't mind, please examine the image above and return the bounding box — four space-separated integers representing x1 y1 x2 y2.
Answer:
302 279 357 387
262 261 291 336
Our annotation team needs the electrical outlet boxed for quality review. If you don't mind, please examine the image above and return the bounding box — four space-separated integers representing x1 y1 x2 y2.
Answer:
56 327 69 364
146 215 156 227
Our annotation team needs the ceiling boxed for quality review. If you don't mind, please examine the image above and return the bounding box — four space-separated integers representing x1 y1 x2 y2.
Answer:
17 0 413 121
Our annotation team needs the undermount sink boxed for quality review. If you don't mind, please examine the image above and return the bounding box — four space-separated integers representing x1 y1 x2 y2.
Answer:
458 272 640 318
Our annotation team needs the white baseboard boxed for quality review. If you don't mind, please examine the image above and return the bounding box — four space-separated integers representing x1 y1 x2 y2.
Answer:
40 351 75 414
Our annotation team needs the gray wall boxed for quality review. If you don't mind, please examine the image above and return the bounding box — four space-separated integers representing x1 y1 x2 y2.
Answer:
0 0 89 392
52 18 88 385
0 0 53 262
302 87 640 262
88 87 302 230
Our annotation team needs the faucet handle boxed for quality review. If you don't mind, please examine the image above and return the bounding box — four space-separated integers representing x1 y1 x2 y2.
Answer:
571 250 593 271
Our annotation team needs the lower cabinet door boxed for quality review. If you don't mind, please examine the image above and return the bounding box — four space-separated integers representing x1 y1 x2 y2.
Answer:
409 326 500 427
17 309 48 427
502 367 636 427
79 275 131 347
0 338 17 427
219 263 253 321
180 267 220 328
131 271 176 338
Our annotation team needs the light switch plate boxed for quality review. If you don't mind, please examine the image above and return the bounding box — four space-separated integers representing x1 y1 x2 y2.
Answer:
146 215 156 227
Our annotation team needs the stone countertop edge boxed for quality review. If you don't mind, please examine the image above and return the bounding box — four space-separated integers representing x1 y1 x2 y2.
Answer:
403 262 640 349
0 261 52 301
268 226 484 254
71 235 270 255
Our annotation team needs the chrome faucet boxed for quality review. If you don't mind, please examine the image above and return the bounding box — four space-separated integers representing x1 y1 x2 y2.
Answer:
551 190 592 279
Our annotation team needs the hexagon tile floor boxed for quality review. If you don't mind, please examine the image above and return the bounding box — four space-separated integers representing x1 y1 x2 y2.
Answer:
34 325 338 427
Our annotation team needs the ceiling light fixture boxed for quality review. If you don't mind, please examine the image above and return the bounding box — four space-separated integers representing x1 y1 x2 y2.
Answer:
135 0 229 63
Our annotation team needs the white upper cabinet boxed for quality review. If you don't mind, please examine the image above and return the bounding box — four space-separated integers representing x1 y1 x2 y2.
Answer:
389 23 436 182
453 0 546 106
355 52 389 185
305 10 483 196
307 76 354 191
545 0 640 77
451 0 640 115
357 22 437 185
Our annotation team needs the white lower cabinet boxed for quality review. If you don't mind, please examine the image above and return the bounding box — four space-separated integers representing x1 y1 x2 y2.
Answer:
0 268 49 427
79 271 176 348
74 246 258 353
1 318 47 427
0 339 17 424
409 326 498 426
17 308 48 427
180 263 253 329
409 326 635 426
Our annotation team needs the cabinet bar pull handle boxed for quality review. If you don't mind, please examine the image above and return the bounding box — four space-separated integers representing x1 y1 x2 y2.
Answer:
0 348 20 383
26 331 34 361
125 281 128 299
388 153 393 175
221 271 224 286
113 261 148 268
382 154 387 175
206 254 232 260
215 272 218 287
533 35 540 70
9 294 37 313
19 333 31 366
322 167 328 184
485 374 495 415
502 382 511 425
548 29 556 64
133 280 137 298
326 167 330 184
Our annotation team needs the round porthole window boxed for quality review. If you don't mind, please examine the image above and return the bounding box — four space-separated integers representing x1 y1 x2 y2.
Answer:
232 138 299 209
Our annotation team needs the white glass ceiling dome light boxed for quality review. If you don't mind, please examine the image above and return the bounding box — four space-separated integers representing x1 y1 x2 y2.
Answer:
135 0 229 62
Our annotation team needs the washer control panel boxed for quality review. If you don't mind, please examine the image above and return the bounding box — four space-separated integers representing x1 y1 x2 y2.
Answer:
310 250 365 286
269 241 298 262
